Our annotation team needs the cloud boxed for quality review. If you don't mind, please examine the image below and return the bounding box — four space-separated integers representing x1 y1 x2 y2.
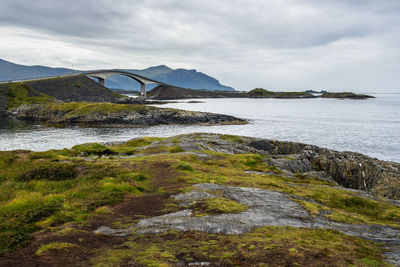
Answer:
0 0 399 92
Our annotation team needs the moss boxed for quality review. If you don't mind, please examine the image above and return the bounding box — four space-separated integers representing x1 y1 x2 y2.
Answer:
191 197 248 216
90 227 388 266
36 242 77 256
169 146 184 153
220 135 243 143
42 102 156 118
1 135 399 258
176 163 194 172
18 163 78 181
72 143 117 156
247 88 313 98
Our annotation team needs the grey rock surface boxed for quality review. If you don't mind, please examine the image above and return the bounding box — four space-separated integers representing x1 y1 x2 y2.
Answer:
94 183 400 265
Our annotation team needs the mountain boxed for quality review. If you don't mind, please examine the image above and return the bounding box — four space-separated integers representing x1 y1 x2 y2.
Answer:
0 59 78 81
107 65 235 91
0 59 235 91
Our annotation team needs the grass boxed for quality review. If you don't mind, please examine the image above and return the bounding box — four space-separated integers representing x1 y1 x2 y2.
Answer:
0 133 399 264
191 197 248 216
247 88 313 98
90 227 389 266
6 83 55 109
36 242 77 256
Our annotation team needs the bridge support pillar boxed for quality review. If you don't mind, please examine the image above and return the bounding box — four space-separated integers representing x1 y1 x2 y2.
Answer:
140 83 146 98
98 78 105 87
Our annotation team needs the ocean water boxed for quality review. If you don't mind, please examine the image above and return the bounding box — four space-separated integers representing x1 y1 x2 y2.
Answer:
0 94 399 162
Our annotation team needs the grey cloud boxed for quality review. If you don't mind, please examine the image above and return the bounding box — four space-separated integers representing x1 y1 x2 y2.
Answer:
0 0 399 92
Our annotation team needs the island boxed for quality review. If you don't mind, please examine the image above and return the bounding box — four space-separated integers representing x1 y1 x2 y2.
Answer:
0 78 246 126
147 85 375 100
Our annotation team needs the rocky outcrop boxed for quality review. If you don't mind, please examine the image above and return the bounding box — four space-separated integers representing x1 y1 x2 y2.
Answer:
96 183 400 265
155 133 400 199
11 104 247 126
246 139 400 199
320 92 375 99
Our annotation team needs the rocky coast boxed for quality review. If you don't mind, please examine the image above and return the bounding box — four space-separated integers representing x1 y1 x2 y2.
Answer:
9 102 246 126
0 133 399 266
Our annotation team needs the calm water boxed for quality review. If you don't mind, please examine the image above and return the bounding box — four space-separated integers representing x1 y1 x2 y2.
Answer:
0 94 399 162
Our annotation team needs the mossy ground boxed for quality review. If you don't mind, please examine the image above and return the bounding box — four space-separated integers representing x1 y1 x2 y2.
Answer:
5 83 55 109
190 197 248 216
0 134 398 266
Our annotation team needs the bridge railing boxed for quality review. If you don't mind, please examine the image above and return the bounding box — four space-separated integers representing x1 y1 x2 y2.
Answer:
0 72 82 84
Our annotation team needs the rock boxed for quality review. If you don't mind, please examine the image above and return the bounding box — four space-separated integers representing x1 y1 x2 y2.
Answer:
94 183 400 265
11 104 248 126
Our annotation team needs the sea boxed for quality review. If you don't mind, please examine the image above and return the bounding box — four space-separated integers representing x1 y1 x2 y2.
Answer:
0 94 399 162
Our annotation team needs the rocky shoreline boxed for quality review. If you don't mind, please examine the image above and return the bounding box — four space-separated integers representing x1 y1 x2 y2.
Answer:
0 133 399 266
9 103 247 126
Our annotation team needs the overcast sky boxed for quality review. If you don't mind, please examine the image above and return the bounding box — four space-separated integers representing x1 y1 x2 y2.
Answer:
0 0 399 92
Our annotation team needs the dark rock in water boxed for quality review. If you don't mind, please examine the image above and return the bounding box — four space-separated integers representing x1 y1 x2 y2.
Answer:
320 92 375 99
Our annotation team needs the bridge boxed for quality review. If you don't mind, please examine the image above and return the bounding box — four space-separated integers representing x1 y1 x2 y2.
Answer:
84 70 164 98
0 70 166 99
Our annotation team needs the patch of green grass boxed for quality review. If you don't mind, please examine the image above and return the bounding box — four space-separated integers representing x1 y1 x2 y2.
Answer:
0 149 155 253
169 146 184 153
6 83 55 109
176 163 194 172
191 197 248 216
43 102 156 118
220 135 243 143
36 242 77 256
72 143 117 157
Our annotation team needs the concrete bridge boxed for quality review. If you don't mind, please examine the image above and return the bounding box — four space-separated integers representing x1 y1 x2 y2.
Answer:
0 70 166 99
84 70 164 98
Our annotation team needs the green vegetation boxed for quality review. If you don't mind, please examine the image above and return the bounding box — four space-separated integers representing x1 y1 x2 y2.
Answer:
72 143 117 156
91 227 388 266
221 134 243 143
247 88 313 98
42 102 156 118
6 83 55 109
36 242 77 256
0 134 398 265
191 197 248 216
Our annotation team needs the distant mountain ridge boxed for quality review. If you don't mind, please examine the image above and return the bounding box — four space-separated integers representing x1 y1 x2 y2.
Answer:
0 59 235 91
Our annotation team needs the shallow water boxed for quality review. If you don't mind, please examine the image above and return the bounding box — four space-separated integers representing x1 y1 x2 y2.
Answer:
0 94 399 162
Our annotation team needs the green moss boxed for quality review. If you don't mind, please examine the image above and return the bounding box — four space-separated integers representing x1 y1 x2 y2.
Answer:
176 163 194 172
90 227 387 266
169 146 184 153
36 242 77 256
72 143 116 156
0 135 399 258
191 197 248 216
220 135 243 143
42 102 156 118
247 88 313 98
17 163 78 181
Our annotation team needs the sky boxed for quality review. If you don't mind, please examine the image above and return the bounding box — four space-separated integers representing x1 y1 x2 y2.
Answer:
0 0 399 92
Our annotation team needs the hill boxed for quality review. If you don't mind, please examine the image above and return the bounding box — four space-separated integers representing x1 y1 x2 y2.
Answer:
0 59 235 91
0 75 122 116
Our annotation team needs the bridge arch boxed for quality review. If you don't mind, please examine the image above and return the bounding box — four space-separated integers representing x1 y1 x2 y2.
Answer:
85 70 163 98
